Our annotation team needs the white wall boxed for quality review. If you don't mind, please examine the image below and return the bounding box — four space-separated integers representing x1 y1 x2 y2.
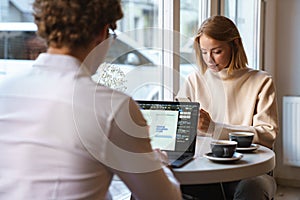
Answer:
272 0 300 186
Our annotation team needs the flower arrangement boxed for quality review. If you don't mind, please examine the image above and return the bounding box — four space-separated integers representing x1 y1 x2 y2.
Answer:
92 62 127 92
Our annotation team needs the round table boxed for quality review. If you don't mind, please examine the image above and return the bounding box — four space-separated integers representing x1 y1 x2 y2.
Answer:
173 136 275 184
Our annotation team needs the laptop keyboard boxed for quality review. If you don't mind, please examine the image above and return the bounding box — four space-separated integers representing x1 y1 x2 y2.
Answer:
178 154 189 160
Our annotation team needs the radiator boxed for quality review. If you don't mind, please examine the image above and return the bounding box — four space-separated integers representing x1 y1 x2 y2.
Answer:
283 96 300 167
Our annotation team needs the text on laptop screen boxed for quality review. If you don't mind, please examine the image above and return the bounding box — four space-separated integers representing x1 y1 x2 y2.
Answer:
137 101 199 152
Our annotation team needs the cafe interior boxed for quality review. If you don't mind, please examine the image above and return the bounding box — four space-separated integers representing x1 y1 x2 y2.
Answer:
1 0 300 199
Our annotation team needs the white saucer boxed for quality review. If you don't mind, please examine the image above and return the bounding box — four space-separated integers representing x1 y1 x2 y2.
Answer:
236 144 259 152
204 152 243 162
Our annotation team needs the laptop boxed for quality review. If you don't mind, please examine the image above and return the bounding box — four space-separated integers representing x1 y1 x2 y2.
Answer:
136 100 200 168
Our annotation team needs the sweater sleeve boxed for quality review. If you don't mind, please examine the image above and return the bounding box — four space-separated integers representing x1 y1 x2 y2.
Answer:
176 77 195 100
252 75 279 148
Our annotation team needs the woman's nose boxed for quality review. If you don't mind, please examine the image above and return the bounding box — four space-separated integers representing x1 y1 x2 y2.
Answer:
206 52 214 63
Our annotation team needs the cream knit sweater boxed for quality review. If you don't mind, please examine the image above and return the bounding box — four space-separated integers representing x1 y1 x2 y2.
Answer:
177 67 279 149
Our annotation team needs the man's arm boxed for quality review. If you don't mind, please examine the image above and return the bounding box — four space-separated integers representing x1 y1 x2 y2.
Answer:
106 98 181 200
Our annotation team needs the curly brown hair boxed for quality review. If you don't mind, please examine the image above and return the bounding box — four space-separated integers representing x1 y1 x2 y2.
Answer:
33 0 123 48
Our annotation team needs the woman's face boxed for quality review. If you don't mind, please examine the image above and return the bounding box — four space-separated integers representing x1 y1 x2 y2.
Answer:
199 34 232 72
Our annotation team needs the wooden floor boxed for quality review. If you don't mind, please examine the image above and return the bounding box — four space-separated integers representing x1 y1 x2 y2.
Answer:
109 177 300 200
275 185 300 200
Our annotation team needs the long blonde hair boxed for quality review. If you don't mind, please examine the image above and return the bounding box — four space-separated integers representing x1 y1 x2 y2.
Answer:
194 15 248 74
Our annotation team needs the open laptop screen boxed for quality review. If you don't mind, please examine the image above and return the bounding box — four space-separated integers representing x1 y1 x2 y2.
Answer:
136 101 199 153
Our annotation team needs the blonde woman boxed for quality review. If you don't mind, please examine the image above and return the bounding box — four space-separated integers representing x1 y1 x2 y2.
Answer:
177 15 278 199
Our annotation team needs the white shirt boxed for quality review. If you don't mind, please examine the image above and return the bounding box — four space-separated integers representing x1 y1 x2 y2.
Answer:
0 53 181 199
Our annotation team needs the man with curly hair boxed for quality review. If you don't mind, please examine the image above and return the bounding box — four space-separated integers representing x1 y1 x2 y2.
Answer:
0 0 181 199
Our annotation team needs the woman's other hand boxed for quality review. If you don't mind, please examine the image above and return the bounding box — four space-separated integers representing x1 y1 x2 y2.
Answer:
198 109 215 135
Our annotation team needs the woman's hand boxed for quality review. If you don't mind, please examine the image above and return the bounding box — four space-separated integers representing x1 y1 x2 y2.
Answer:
153 148 170 166
198 109 215 135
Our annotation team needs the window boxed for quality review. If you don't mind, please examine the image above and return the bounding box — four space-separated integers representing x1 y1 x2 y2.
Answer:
0 0 264 100
224 0 263 69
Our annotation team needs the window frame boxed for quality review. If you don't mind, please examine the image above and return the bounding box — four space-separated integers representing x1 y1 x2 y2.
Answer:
220 0 265 70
